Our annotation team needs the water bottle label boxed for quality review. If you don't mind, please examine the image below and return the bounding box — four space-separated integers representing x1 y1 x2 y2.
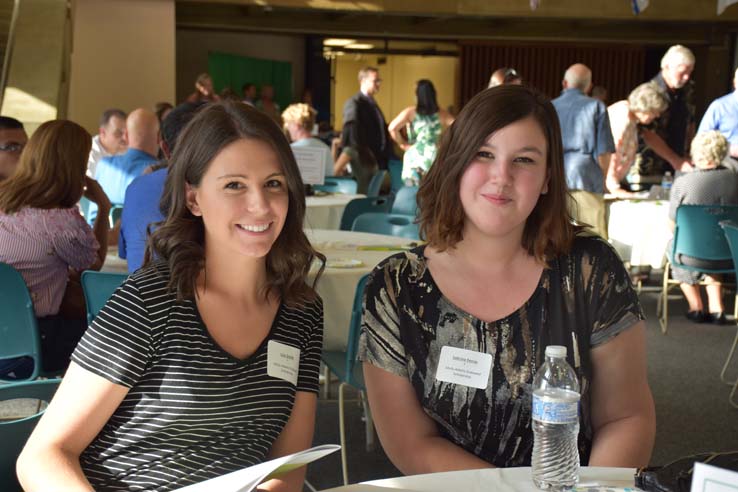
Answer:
532 393 579 424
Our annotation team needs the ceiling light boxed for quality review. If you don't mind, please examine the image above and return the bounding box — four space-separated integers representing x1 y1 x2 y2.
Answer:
345 43 374 50
323 38 356 47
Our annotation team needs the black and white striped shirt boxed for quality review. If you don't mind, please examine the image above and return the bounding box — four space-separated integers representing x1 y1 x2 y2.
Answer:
71 262 323 491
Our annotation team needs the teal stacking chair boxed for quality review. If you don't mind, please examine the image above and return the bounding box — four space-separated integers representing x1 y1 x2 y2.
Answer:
110 204 124 227
0 263 43 382
339 196 392 231
81 271 128 324
322 274 373 485
719 221 738 408
657 204 738 334
390 186 418 217
366 170 388 197
387 159 404 193
351 212 420 240
0 379 61 491
314 177 358 195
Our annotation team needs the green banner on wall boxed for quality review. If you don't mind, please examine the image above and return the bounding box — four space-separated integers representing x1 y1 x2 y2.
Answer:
207 51 293 110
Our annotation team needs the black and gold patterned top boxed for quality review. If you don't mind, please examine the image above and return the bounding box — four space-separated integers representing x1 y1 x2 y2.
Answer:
358 235 643 467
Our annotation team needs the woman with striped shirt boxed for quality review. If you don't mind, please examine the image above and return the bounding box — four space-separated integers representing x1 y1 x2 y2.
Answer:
18 102 325 492
0 120 111 377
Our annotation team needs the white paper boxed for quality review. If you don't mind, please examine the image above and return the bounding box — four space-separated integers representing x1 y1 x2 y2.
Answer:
435 346 492 389
267 340 300 385
293 146 328 185
691 462 738 492
173 444 340 492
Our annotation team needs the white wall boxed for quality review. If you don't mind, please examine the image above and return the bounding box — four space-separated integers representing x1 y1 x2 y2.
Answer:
68 0 176 134
176 29 305 104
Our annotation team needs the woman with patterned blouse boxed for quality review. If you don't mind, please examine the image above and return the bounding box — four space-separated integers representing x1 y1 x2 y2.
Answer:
359 85 655 473
389 79 454 185
606 82 669 196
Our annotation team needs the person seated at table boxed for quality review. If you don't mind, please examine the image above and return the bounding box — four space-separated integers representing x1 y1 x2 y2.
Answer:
0 120 111 379
358 85 655 473
668 130 738 324
282 102 333 179
607 82 669 197
17 102 326 492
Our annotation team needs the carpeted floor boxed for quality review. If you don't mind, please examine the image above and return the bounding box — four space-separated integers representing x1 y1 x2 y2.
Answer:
306 281 738 490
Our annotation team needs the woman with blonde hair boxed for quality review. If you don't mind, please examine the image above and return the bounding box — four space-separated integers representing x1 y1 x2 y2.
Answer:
282 102 333 178
606 82 669 196
0 120 111 377
668 130 738 324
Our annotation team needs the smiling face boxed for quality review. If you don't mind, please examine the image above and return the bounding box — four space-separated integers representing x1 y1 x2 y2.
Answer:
186 138 289 261
459 116 549 242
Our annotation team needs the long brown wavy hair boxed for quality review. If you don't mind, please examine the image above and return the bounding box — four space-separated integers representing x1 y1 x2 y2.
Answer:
0 120 90 214
417 85 577 263
145 102 325 305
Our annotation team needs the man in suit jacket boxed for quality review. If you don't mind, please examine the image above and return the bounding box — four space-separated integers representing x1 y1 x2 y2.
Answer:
341 67 394 191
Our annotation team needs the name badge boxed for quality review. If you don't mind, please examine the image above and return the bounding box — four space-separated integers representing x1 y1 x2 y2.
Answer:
267 341 300 385
435 346 492 389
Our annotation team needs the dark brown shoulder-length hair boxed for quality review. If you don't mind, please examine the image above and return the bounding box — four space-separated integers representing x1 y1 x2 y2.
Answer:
417 85 576 262
0 120 90 214
145 101 325 304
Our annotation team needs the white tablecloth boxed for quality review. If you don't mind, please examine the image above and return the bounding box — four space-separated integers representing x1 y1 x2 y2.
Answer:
103 229 414 352
321 467 635 492
306 194 365 230
307 229 414 351
607 198 671 269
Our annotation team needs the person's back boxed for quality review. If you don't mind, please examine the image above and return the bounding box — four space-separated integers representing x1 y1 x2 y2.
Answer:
95 108 159 206
119 102 203 273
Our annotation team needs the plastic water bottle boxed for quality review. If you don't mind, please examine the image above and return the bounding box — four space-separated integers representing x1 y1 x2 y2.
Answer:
660 171 673 199
531 345 581 490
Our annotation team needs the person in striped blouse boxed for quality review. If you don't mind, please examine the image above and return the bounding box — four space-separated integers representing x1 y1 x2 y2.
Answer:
18 102 326 492
0 120 111 378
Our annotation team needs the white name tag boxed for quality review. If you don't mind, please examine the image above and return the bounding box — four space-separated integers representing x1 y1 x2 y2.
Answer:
267 340 300 386
435 346 492 389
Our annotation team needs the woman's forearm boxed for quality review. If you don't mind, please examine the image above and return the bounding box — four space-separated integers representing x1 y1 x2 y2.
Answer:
387 435 493 475
90 206 111 269
17 445 93 492
588 414 655 468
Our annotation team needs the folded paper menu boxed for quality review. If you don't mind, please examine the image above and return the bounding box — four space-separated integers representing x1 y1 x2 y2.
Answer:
174 444 340 492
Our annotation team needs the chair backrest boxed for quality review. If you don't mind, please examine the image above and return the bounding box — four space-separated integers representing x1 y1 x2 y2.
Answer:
390 186 419 217
0 263 41 381
366 170 388 197
671 204 738 273
110 204 124 227
314 177 358 195
81 271 128 324
351 212 420 240
0 379 61 490
720 220 738 272
345 273 370 383
339 196 392 231
387 159 404 193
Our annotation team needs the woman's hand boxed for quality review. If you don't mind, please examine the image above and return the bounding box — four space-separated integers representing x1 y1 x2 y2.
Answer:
83 176 111 213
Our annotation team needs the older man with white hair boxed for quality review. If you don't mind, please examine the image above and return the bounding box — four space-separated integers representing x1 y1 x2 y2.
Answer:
634 45 696 181
698 67 738 161
552 63 615 238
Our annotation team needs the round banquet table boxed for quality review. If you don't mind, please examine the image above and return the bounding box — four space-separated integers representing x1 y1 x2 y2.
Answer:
319 467 635 492
103 229 415 352
606 197 671 269
306 193 365 230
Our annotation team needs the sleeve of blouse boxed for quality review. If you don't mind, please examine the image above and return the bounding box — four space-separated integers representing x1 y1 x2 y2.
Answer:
584 238 645 347
47 208 99 271
357 260 409 378
71 276 153 388
296 297 323 394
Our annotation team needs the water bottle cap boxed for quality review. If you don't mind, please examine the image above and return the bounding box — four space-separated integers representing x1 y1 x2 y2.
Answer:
545 345 567 358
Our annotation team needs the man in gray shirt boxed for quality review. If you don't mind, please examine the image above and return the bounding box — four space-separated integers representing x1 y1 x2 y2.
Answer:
552 63 615 238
